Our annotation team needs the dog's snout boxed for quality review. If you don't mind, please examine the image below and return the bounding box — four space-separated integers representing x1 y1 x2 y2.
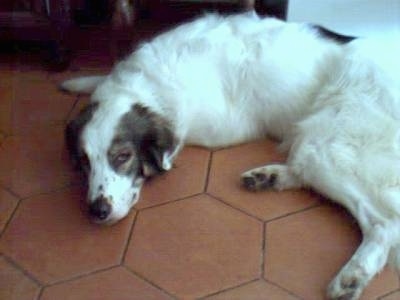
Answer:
88 196 111 220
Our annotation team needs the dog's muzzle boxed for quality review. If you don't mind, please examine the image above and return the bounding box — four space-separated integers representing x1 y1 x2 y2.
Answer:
88 196 112 221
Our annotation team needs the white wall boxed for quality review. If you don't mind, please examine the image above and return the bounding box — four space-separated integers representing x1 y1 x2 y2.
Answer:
287 0 400 37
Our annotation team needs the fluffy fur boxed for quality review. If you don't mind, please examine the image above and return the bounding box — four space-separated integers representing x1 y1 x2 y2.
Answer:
62 12 400 299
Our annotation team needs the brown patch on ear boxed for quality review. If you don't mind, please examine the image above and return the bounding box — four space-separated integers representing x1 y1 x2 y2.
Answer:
65 102 99 170
116 103 178 177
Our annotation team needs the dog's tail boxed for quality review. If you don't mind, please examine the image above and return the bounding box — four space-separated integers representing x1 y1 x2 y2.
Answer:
59 76 106 94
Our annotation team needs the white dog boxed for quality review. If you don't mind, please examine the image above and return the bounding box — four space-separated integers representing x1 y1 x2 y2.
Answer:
62 13 400 299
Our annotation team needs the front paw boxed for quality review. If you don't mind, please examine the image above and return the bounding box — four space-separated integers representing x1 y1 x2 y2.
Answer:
241 169 278 191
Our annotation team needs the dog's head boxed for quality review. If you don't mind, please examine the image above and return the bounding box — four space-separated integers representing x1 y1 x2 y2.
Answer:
66 98 179 224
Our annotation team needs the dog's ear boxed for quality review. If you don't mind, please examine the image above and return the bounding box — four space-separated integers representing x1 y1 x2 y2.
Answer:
140 125 181 177
118 103 182 178
65 102 99 170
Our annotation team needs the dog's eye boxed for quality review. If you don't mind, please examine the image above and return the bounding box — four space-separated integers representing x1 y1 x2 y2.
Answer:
115 152 132 165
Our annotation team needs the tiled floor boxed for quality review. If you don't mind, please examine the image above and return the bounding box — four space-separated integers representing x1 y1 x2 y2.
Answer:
1 23 400 300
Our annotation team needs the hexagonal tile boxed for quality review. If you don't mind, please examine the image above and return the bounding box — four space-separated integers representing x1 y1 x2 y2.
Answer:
0 187 19 233
204 280 297 300
0 186 135 284
381 291 400 300
0 127 81 198
208 140 319 221
125 194 263 298
12 75 76 134
364 269 400 299
136 147 211 209
0 131 5 147
265 205 399 299
0 256 40 300
0 76 14 135
41 267 172 300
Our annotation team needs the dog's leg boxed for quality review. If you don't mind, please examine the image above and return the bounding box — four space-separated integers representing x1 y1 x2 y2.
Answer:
241 164 302 191
327 223 391 300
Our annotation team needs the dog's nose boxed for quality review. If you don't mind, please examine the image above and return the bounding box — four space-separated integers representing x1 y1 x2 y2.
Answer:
88 196 111 220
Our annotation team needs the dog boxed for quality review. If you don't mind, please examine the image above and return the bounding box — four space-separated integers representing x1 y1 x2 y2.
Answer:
61 12 400 299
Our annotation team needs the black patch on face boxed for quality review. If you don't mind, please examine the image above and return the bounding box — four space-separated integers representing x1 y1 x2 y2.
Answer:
110 103 177 178
312 24 356 44
65 102 99 170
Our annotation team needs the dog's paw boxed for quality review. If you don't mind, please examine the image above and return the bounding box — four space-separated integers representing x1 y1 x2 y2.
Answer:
241 164 301 192
241 169 278 191
327 268 366 300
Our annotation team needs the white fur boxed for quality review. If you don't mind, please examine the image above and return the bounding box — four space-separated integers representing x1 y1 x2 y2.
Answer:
63 12 400 299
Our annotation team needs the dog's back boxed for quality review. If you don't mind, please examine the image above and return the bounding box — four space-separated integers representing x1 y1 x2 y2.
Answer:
110 13 345 146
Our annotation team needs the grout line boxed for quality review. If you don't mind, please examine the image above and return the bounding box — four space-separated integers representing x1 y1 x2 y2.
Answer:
1 254 44 287
120 210 139 265
17 181 86 202
123 265 179 300
63 95 81 123
36 286 44 300
261 222 266 278
0 191 22 240
45 264 119 287
262 278 304 300
0 183 22 200
205 193 265 223
378 288 400 299
138 192 204 212
263 202 323 225
203 150 213 193
0 182 85 239
197 278 260 299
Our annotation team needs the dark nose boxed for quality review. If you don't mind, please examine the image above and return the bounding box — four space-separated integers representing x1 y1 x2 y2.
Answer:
88 196 111 220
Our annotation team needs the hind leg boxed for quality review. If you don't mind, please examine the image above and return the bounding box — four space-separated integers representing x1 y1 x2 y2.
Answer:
327 223 391 300
240 138 394 299
241 163 302 191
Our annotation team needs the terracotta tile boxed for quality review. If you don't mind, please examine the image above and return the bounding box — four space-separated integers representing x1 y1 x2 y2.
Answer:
125 194 263 298
0 187 19 233
0 256 40 300
381 291 400 300
265 205 399 299
207 140 319 221
137 147 211 209
0 131 5 147
41 267 172 300
0 72 15 134
0 127 81 198
363 268 400 299
204 280 297 300
0 186 135 284
12 75 76 134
